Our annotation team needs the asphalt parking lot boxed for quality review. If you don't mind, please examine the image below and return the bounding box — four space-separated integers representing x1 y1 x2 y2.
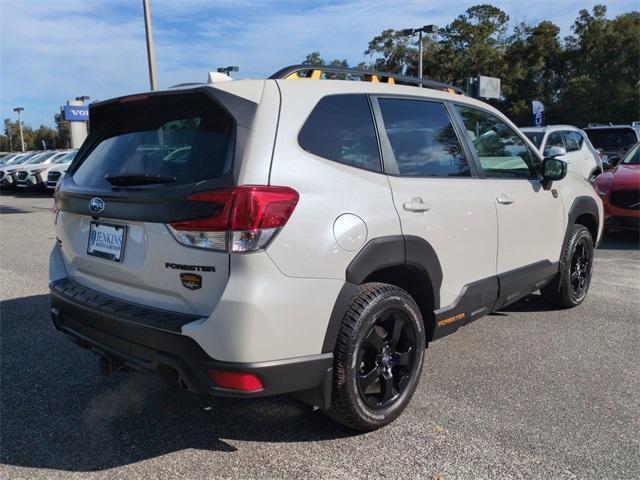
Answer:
0 191 638 480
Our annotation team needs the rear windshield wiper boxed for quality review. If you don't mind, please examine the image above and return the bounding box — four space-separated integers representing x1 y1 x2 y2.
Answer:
105 174 177 186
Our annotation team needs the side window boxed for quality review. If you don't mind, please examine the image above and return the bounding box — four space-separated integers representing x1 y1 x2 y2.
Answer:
377 98 470 177
562 131 580 152
570 131 584 149
298 94 381 172
546 132 565 149
455 105 540 179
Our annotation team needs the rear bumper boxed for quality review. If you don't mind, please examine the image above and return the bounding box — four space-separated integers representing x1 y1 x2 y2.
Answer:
50 277 333 404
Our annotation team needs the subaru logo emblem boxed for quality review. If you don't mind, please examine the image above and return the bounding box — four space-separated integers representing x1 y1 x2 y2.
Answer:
89 197 105 214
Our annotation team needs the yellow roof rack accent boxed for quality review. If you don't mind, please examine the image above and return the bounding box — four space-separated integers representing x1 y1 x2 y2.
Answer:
271 64 466 95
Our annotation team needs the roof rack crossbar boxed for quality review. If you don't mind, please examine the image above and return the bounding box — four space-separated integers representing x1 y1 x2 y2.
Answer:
269 64 466 95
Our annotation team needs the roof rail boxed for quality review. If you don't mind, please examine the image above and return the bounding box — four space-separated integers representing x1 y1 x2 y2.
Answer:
269 64 466 95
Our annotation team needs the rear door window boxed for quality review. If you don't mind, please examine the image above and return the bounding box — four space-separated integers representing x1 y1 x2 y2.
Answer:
569 131 584 149
377 98 470 177
73 93 234 189
298 94 381 172
562 131 580 152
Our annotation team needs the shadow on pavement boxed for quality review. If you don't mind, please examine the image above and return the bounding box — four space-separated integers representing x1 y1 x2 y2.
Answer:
498 293 557 313
0 294 355 473
597 229 640 251
0 205 37 214
0 190 52 198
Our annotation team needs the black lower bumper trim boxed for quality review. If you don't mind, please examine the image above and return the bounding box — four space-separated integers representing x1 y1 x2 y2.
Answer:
606 216 639 230
50 278 333 401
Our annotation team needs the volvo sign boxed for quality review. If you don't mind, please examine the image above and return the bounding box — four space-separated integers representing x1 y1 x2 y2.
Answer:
63 105 89 122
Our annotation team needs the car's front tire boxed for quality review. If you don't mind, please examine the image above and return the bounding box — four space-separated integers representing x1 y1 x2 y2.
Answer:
328 283 425 431
541 224 594 308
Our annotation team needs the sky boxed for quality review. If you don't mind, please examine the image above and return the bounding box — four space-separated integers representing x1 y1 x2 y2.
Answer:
0 0 637 129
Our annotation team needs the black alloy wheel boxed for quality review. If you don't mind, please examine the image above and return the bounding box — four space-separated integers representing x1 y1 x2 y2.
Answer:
569 236 592 302
328 283 425 431
541 224 594 308
356 309 417 409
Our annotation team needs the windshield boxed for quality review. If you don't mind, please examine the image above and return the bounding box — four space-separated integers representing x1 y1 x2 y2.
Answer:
522 131 544 148
623 144 640 165
9 153 38 165
73 93 234 189
53 151 77 164
585 128 638 149
25 151 57 164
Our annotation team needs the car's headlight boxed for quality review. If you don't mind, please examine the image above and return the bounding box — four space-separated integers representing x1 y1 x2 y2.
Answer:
30 168 47 174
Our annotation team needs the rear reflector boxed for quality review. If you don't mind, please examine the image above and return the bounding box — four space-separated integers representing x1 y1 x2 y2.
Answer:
208 370 264 392
167 185 299 253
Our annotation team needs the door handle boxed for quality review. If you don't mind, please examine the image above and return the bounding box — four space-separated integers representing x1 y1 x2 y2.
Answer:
403 197 431 212
496 194 515 205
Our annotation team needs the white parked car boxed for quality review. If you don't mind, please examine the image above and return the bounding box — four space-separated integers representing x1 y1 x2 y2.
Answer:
521 125 602 182
0 152 42 187
16 151 72 189
50 65 603 431
45 151 78 190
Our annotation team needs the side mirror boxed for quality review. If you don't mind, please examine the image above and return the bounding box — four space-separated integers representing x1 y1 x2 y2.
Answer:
541 157 567 190
544 145 567 158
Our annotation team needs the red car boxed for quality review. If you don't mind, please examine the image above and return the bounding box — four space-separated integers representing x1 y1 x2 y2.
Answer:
594 142 640 229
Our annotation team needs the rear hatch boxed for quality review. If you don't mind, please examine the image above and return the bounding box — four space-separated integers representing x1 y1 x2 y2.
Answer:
584 127 639 160
55 88 255 316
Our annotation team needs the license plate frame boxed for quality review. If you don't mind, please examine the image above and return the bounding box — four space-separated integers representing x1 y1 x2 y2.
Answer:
87 221 127 262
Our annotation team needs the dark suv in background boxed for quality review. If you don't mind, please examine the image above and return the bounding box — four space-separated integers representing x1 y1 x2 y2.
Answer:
584 124 640 169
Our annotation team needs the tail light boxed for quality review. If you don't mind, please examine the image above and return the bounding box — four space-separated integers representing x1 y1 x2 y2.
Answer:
167 185 299 253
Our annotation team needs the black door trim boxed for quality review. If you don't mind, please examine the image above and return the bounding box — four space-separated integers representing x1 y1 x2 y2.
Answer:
431 259 559 340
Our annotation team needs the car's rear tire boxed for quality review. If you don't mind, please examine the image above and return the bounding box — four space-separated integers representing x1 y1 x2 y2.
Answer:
328 283 425 431
541 224 594 308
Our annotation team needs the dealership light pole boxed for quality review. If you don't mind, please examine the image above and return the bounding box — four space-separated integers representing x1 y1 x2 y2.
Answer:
13 107 25 152
400 25 438 86
142 0 158 90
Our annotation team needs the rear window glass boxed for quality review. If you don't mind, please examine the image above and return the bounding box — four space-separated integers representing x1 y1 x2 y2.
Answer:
73 94 233 188
584 128 638 149
298 94 381 172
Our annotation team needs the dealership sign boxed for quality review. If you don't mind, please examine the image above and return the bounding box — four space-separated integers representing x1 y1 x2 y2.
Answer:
64 105 89 122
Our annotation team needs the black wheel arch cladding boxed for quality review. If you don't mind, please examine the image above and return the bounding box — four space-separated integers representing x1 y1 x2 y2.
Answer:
322 235 442 353
566 195 599 243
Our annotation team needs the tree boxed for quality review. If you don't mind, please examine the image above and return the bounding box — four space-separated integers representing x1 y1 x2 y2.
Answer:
31 125 59 150
560 5 640 125
430 4 510 85
500 21 565 125
3 118 34 152
364 29 417 74
305 4 639 126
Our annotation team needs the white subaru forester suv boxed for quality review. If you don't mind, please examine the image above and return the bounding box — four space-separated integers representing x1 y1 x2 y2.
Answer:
50 65 603 431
